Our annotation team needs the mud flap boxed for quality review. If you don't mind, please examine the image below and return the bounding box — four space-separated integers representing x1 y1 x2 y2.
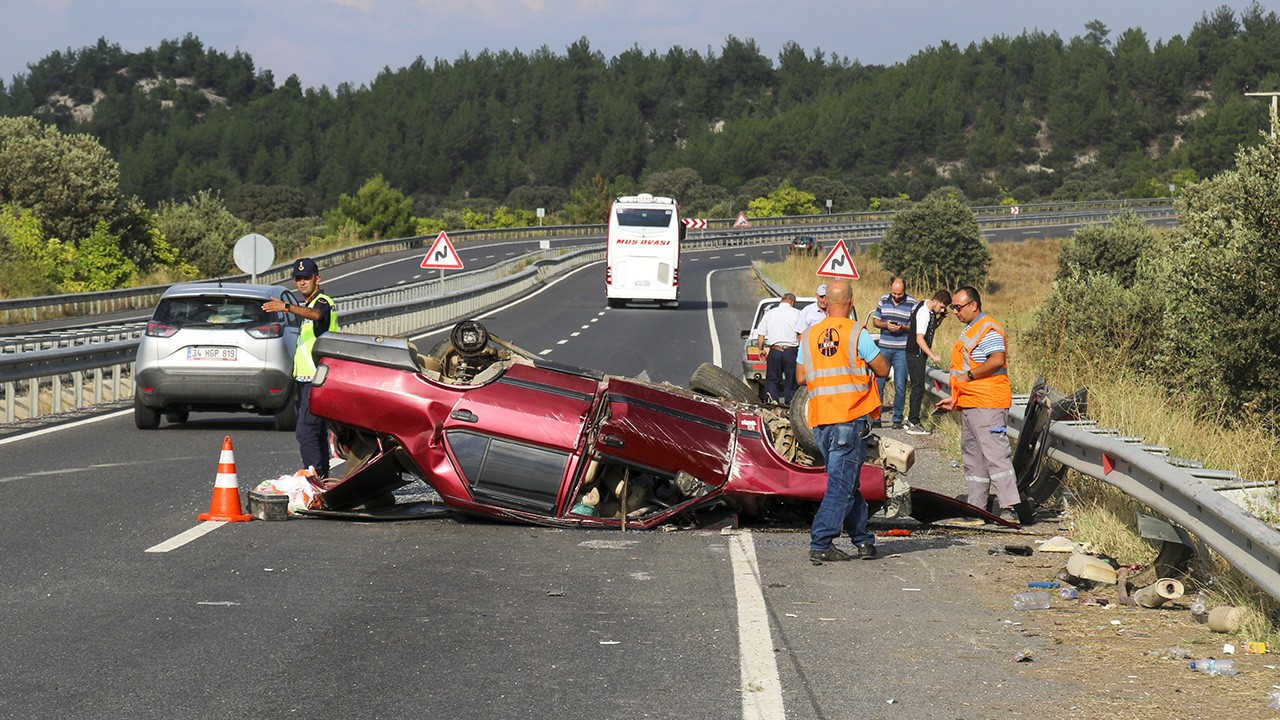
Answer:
320 448 412 510
906 488 1020 528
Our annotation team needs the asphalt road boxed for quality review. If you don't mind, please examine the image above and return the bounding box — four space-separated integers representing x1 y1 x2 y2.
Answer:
1 244 1090 719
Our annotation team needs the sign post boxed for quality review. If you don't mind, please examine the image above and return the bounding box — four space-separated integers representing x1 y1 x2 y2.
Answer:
233 233 274 283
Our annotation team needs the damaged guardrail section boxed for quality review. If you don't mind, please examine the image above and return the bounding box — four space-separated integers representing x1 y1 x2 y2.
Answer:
921 366 1280 603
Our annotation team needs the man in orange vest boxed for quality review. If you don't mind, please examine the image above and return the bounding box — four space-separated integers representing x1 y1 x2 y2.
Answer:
934 286 1020 524
797 280 890 562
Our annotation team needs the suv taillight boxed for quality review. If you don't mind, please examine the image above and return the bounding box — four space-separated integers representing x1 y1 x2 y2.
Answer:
146 321 179 338
246 322 283 339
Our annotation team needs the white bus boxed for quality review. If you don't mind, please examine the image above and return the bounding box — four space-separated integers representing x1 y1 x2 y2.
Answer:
605 193 685 308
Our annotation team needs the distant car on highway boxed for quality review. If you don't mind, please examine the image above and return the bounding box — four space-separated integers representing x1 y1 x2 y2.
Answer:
133 282 301 430
740 296 816 402
787 235 822 257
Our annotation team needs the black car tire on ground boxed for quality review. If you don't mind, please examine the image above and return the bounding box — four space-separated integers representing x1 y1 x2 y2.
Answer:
789 386 821 456
134 396 160 430
607 298 625 309
274 392 298 431
689 362 758 404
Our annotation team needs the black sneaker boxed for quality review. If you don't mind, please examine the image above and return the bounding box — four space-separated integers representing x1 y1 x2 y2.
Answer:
856 543 878 560
891 421 903 430
871 419 884 429
809 546 854 563
997 508 1020 525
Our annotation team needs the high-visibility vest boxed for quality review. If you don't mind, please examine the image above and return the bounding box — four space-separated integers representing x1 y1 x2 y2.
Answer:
294 292 339 380
801 317 881 427
949 313 1011 409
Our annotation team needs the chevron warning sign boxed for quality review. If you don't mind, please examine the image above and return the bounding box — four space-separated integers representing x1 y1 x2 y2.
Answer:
682 218 707 229
421 231 463 270
816 239 860 279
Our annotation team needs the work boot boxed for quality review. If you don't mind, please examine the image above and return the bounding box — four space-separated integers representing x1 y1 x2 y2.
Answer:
998 508 1020 525
809 546 854 563
856 543 878 560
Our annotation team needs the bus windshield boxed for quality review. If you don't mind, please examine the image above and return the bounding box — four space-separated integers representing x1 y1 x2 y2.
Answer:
615 208 674 228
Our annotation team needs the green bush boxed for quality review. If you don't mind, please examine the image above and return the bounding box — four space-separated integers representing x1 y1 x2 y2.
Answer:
878 191 989 290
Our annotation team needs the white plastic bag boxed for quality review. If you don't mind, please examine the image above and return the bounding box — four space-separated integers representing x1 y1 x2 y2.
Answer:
254 467 325 514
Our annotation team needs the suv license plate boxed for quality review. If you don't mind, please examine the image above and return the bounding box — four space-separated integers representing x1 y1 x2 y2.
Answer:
188 347 237 361
633 280 650 287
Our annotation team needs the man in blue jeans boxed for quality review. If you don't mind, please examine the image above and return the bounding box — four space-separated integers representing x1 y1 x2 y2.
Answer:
797 280 890 563
871 277 916 429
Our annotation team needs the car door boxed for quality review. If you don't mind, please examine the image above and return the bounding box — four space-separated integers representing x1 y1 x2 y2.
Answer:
441 363 599 515
592 378 734 488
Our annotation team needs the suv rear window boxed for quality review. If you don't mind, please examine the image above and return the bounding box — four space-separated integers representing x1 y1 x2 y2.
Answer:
155 296 273 329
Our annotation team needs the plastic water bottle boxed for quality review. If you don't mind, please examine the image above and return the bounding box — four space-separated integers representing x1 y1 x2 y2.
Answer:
1190 596 1208 623
1267 687 1280 710
1188 658 1236 675
1060 586 1079 600
1012 591 1052 610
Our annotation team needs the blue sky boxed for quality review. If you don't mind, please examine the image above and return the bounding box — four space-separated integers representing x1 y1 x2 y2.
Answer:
1 1 1249 90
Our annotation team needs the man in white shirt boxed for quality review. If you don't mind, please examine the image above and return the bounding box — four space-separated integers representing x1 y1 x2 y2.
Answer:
755 293 803 404
794 283 829 334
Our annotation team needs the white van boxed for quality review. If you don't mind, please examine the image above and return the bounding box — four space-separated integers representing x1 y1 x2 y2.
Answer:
606 193 684 308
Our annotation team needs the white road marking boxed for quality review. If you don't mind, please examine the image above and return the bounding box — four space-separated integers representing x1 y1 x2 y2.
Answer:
734 253 746 257
397 279 406 284
571 332 581 337
557 339 568 345
146 521 226 553
706 268 727 367
580 325 590 329
0 409 130 446
730 531 786 719
413 274 422 279
539 349 553 355
485 254 496 259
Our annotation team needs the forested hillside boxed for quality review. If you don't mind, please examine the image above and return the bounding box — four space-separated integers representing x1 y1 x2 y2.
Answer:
1 4 1277 217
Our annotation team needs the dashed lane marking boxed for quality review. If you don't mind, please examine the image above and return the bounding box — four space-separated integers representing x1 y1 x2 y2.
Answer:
146 522 226 553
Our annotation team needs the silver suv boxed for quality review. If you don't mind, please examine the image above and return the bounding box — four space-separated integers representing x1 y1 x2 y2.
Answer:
134 282 301 430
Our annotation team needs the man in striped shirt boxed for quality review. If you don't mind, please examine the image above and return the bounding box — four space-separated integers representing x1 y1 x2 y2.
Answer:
871 277 916 429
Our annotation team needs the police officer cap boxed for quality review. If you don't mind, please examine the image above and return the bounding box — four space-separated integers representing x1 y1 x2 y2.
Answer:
292 257 320 279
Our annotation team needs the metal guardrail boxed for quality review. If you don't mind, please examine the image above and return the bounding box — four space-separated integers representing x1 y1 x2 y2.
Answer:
0 198 1175 326
917 366 1280 603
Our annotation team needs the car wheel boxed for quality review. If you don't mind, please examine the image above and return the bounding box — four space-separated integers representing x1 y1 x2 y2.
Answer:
607 298 624 309
689 362 758 404
789 386 821 456
274 393 298 431
164 409 189 424
134 396 160 430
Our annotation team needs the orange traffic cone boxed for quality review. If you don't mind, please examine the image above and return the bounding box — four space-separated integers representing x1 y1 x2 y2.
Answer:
198 435 253 522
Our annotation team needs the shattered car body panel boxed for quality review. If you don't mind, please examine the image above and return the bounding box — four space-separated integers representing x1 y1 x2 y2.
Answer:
308 323 891 530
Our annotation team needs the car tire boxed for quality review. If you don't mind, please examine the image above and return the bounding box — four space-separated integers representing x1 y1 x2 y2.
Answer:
274 393 298 431
789 386 821 456
134 396 160 430
607 298 624 309
690 362 758 404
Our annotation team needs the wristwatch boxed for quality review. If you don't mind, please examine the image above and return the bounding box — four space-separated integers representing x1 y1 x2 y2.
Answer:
966 370 974 381
284 303 290 313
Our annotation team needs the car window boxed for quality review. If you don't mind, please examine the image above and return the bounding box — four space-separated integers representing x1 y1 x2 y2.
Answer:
446 430 569 513
156 296 273 329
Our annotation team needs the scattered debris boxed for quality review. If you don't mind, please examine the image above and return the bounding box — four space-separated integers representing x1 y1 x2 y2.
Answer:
1208 606 1245 633
1146 647 1192 659
1013 650 1035 662
1133 578 1184 609
1028 581 1060 588
547 590 565 597
1247 642 1268 654
1005 545 1034 556
1223 643 1236 655
1037 536 1078 553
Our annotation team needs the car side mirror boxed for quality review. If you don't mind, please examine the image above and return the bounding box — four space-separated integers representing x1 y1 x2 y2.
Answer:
740 329 749 338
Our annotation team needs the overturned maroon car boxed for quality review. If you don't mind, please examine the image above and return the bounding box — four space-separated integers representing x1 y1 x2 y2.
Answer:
307 320 1005 529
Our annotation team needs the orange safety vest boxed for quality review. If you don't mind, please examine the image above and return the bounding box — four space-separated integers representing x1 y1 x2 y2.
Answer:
949 313 1011 409
801 317 881 427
